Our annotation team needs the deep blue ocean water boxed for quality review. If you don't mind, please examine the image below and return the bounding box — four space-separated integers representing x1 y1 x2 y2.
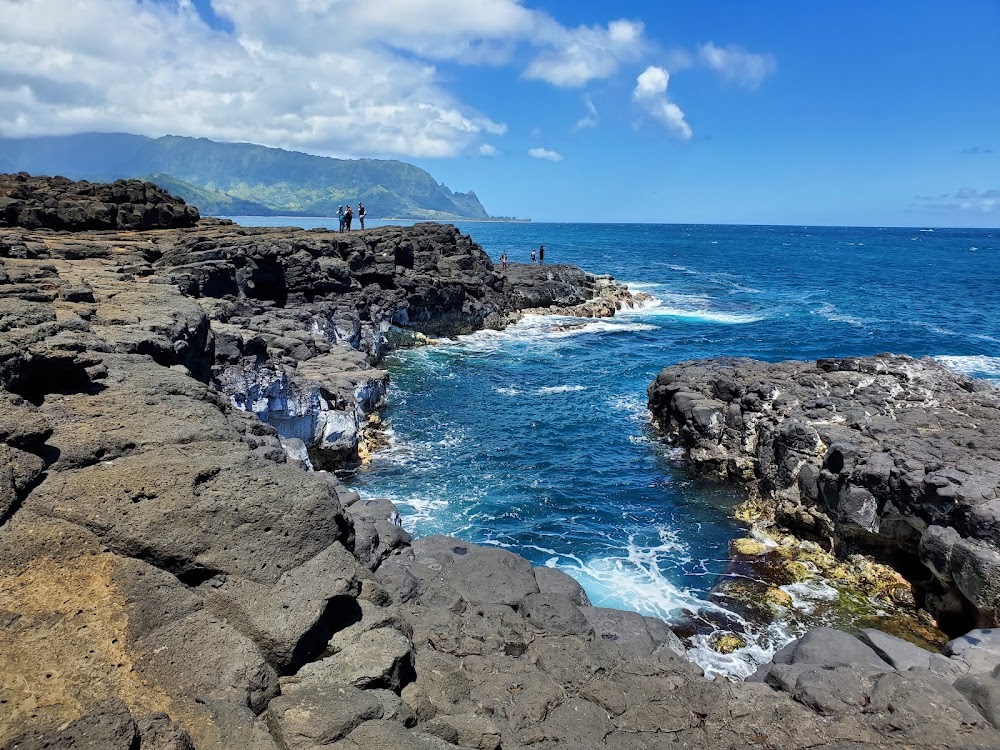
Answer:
229 218 1000 675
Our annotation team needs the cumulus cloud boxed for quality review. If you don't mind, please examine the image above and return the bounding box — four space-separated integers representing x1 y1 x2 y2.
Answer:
479 143 499 156
632 66 692 140
697 42 776 89
0 0 648 158
572 95 599 132
523 18 646 87
528 147 564 161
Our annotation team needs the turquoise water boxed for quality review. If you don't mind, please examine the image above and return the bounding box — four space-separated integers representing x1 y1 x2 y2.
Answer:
230 218 1000 675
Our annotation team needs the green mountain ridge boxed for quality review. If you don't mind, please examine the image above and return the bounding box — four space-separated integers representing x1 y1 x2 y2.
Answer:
0 133 493 220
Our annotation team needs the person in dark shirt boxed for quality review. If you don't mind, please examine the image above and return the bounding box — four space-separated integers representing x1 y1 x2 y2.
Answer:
358 202 366 229
345 204 353 231
538 244 545 264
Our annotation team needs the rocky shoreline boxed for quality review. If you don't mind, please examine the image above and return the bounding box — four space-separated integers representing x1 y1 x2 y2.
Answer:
2 175 1000 749
647 355 1000 634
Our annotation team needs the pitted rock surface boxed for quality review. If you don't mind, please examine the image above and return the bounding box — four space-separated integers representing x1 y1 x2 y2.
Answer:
648 354 1000 628
0 172 199 231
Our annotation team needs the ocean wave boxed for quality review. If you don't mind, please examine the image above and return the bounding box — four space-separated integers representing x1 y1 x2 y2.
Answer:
638 298 764 324
545 319 660 338
608 393 649 424
686 621 792 681
813 302 866 327
537 385 588 394
935 355 1000 382
552 530 704 623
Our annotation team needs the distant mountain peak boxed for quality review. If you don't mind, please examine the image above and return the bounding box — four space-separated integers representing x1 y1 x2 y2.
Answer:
0 133 492 221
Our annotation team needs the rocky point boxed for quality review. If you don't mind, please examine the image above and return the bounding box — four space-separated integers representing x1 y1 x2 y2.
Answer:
2 176 1000 749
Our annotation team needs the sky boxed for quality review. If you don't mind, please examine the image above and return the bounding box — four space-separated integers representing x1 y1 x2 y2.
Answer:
0 0 997 226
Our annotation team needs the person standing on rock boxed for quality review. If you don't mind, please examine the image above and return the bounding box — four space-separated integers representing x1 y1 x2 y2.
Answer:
500 251 508 271
531 247 536 263
539 244 545 264
337 205 345 232
345 204 353 231
358 202 366 230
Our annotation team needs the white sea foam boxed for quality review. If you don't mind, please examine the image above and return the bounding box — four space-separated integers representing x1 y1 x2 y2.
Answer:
780 579 840 614
814 302 865 327
535 526 696 616
935 355 1000 383
608 394 650 424
638 299 764 325
537 385 588 394
546 320 659 338
687 621 794 680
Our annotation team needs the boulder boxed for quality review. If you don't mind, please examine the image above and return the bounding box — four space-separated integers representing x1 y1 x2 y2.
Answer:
782 628 891 670
857 628 933 671
944 628 1000 674
264 684 384 749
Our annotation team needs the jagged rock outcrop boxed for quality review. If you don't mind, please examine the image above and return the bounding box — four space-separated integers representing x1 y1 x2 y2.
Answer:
506 263 651 318
648 354 1000 632
4 180 999 747
747 626 1000 748
0 172 199 231
0 207 644 469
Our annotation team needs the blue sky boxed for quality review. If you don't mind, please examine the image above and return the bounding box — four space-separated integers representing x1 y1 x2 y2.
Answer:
1 0 997 226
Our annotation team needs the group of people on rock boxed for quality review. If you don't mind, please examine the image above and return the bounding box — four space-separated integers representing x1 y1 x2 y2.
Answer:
498 244 545 273
337 202 366 232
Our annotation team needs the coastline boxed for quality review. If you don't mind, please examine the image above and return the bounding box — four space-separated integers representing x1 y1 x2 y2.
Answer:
3 175 1000 748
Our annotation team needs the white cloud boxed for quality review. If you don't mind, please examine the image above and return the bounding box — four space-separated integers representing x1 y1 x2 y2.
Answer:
572 95 599 131
915 188 1000 214
523 18 646 87
528 147 564 162
479 143 499 156
0 0 647 158
634 66 669 98
697 42 776 89
632 66 692 140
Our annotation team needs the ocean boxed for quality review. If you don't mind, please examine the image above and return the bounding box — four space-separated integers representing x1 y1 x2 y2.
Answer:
228 218 1000 676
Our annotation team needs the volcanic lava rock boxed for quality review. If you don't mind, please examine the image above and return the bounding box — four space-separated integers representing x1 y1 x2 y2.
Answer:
649 354 1000 629
0 172 199 231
